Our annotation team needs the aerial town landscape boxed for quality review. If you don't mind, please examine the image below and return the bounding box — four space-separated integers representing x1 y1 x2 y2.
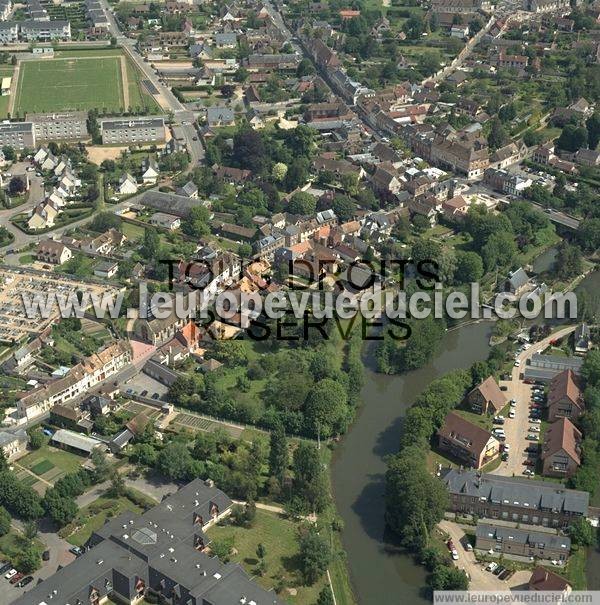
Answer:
0 0 598 601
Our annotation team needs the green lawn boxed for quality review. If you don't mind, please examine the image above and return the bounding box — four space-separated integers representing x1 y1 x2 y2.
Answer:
14 56 125 115
19 444 84 477
208 510 328 605
65 495 144 547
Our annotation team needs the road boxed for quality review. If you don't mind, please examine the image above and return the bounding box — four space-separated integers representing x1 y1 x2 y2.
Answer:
0 169 44 254
494 325 576 478
438 520 531 590
98 0 205 169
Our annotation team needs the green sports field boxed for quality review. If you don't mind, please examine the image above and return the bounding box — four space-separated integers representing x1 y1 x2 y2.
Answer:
14 56 125 114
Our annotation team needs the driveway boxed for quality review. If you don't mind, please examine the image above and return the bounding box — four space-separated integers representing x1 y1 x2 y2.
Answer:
438 520 531 591
494 325 576 478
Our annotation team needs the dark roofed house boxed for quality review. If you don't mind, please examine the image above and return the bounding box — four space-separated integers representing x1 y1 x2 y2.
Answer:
548 369 584 421
437 411 500 469
504 267 531 295
574 323 591 355
176 180 199 199
466 376 506 415
441 468 589 528
12 479 284 605
541 417 582 478
529 567 572 593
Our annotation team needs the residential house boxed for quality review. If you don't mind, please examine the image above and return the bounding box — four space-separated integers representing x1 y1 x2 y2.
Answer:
28 200 59 230
117 173 138 195
437 411 500 469
548 369 584 421
150 212 181 230
0 430 27 461
94 260 119 279
541 417 582 478
504 267 531 295
475 522 571 562
176 180 198 199
441 468 589 528
466 376 506 415
528 567 571 593
206 106 235 128
574 323 591 355
142 158 159 184
36 239 72 264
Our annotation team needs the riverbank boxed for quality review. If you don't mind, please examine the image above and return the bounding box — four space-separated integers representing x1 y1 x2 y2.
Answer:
330 321 494 605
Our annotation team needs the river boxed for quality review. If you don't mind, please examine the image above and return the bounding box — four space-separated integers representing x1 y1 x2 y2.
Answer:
330 267 600 605
331 321 494 605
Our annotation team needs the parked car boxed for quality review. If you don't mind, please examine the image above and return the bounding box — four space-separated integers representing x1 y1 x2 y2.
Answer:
501 443 510 452
529 426 540 432
501 452 509 461
523 469 535 476
141 390 148 397
464 542 473 552
508 411 515 419
42 550 50 561
486 562 498 572
0 563 11 575
514 360 521 367
10 573 23 585
493 565 505 576
524 459 536 466
530 418 541 424
17 576 33 588
493 418 505 425
152 393 160 399
527 433 539 441
5 569 17 580
69 546 83 557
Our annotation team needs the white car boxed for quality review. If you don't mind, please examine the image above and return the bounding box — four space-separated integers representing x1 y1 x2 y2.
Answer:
451 549 459 561
487 562 498 572
514 360 521 367
530 419 541 424
503 444 510 452
527 433 539 441
529 426 540 432
4 569 16 580
523 469 535 476
508 410 515 419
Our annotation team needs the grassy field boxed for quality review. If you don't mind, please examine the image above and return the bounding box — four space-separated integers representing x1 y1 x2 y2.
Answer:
14 56 125 114
208 510 328 605
19 444 84 480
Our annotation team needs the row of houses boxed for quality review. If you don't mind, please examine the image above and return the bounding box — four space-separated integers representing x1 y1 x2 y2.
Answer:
0 19 71 43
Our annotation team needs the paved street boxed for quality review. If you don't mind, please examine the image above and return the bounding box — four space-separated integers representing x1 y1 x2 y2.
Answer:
495 325 576 478
439 520 531 590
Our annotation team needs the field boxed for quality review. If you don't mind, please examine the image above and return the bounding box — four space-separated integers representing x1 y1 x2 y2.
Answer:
208 510 328 605
18 444 84 484
14 56 125 114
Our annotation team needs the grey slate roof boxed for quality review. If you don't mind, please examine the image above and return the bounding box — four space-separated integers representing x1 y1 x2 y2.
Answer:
442 468 589 516
140 190 207 218
476 522 571 551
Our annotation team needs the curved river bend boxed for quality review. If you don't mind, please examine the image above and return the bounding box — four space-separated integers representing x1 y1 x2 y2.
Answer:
331 321 493 605
331 268 600 605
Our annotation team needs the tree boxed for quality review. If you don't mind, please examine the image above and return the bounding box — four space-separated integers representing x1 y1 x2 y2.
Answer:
579 218 600 252
91 449 110 482
428 565 469 591
417 50 442 77
569 518 596 547
403 15 424 39
15 545 40 574
288 191 316 215
268 424 288 485
316 587 334 605
305 379 348 438
557 123 588 152
0 506 10 536
385 446 449 550
42 489 77 527
2 145 15 161
554 242 583 280
182 205 211 237
332 196 355 222
292 443 329 513
296 58 315 78
8 176 26 195
454 250 484 284
90 211 121 233
256 542 266 560
487 118 509 150
211 537 234 562
157 441 194 481
298 526 331 585
27 429 45 450
272 162 288 182
141 227 160 259
233 128 266 173
587 111 600 149
23 520 37 541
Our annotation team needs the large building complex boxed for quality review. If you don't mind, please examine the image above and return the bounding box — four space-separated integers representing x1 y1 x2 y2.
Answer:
100 117 166 144
26 111 89 142
13 479 284 605
442 468 589 528
0 122 36 149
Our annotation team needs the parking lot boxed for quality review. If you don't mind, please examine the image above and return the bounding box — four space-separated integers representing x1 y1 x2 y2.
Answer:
439 520 531 590
494 326 576 478
122 372 168 401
